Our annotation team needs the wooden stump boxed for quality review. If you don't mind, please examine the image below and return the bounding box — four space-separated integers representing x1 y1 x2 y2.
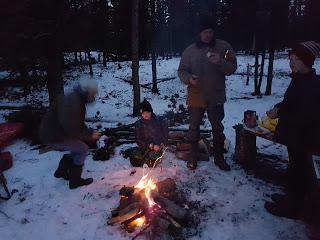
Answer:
233 124 256 167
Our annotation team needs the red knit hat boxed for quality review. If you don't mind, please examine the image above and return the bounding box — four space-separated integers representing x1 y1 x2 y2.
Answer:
289 41 320 67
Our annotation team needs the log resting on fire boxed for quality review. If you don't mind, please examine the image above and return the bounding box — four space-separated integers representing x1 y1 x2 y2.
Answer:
150 191 188 220
156 178 177 195
108 202 143 225
119 186 135 197
118 189 148 211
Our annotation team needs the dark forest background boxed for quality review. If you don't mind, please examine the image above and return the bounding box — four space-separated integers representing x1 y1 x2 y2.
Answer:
0 0 319 109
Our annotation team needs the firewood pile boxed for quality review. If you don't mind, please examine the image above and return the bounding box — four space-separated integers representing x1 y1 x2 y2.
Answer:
93 112 212 161
100 124 211 146
108 177 192 239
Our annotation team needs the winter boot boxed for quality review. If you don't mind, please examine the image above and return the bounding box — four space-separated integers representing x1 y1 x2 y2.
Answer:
214 143 230 171
264 201 300 219
54 154 72 180
271 193 292 206
69 164 93 189
187 143 198 170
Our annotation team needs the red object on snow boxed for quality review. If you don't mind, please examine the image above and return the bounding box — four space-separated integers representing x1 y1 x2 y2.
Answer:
0 122 24 149
0 152 13 171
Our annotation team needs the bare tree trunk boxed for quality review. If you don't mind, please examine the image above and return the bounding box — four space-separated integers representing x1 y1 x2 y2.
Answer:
19 65 30 95
151 52 158 93
246 64 250 85
46 0 65 106
47 50 64 105
265 48 275 95
103 51 107 67
132 0 140 117
87 51 93 75
100 0 107 67
257 48 266 93
74 51 78 63
150 0 158 94
253 51 260 95
79 52 83 63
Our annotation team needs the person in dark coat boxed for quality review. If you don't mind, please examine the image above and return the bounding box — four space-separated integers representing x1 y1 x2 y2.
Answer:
178 16 237 170
39 79 100 189
135 99 168 150
123 99 168 167
264 41 320 219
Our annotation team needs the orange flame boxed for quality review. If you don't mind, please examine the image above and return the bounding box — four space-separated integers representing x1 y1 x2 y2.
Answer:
134 174 157 207
129 216 146 228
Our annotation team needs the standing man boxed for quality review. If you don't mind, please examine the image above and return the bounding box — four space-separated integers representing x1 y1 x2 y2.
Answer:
178 17 237 170
39 79 100 189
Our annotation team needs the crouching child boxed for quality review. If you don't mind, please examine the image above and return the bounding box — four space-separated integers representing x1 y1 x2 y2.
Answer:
123 99 168 167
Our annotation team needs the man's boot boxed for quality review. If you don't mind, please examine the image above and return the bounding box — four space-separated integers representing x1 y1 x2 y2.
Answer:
69 164 93 189
271 193 292 206
214 143 230 171
187 143 198 170
54 154 72 180
264 200 300 219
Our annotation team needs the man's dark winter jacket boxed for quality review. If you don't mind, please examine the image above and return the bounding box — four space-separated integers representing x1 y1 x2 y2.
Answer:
274 69 320 149
39 89 92 144
135 114 168 148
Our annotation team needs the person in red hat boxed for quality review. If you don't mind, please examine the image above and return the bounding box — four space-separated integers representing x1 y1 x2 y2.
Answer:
265 41 320 219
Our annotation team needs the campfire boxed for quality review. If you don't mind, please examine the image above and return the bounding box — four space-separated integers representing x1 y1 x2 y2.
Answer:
108 173 191 239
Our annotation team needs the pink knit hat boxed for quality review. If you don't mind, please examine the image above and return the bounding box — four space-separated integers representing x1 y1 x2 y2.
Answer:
289 41 320 67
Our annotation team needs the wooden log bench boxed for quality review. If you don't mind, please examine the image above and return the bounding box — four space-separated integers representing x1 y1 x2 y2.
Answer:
233 124 320 179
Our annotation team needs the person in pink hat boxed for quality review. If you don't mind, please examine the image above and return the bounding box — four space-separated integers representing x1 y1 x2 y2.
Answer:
265 41 320 219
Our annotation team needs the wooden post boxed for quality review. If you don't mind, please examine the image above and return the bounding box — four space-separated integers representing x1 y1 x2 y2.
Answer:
233 125 257 168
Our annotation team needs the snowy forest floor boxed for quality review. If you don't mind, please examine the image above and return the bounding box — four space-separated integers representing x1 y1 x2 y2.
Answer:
0 54 320 240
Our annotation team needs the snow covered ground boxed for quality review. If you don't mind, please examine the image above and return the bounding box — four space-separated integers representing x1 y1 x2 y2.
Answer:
0 54 319 240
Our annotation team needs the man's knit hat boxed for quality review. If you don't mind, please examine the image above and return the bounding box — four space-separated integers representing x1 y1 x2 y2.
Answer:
196 16 216 34
140 99 153 113
290 41 320 67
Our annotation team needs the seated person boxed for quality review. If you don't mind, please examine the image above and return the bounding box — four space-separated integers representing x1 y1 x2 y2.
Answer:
264 41 320 219
123 99 168 167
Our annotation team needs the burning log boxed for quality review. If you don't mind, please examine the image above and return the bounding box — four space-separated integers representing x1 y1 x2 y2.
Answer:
108 176 190 238
118 189 147 211
121 211 145 227
156 178 176 195
119 186 135 198
150 191 188 220
108 202 143 225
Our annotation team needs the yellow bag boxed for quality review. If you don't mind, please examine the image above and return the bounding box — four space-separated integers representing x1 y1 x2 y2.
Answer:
259 116 278 132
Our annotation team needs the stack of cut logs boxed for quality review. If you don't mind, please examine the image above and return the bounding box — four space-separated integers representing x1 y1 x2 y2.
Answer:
108 178 191 239
101 124 212 147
